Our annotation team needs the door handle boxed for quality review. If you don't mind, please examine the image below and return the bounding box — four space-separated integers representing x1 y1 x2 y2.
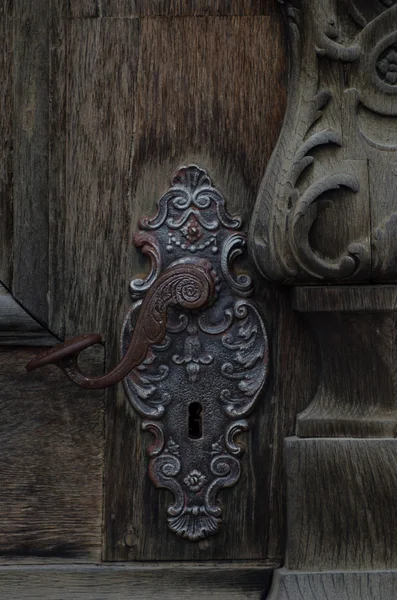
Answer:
26 165 269 542
26 261 215 389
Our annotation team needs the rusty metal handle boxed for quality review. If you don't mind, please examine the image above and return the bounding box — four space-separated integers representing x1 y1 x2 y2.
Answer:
26 262 215 389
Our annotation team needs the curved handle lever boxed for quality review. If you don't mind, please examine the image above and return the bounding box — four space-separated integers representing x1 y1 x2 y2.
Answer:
26 262 215 389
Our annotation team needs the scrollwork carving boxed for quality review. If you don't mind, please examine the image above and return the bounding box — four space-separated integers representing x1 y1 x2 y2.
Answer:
250 0 397 283
121 166 269 541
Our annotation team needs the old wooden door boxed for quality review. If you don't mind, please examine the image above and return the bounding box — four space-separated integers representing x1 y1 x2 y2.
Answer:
0 1 292 597
3 0 396 598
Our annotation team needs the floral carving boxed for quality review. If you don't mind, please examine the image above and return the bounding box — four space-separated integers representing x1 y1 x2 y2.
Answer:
181 216 203 244
121 166 268 541
377 45 397 85
166 437 180 456
172 333 213 383
184 470 207 491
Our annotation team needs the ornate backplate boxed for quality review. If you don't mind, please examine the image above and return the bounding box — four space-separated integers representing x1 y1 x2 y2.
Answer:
121 166 269 541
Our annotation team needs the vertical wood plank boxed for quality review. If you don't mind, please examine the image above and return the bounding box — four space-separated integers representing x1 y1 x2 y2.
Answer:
103 14 288 561
48 0 68 335
56 18 141 343
12 0 50 324
0 0 13 287
69 0 277 18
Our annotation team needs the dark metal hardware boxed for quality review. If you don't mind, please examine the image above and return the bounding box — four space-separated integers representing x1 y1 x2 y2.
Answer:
26 165 269 542
26 262 215 389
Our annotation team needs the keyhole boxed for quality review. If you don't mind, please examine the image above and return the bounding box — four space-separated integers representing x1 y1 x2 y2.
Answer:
188 402 203 439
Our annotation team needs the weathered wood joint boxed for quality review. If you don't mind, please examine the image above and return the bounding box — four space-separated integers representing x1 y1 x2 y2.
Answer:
249 0 397 597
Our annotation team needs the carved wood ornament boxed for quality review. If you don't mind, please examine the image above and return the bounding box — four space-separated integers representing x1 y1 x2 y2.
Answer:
250 0 397 284
258 3 397 598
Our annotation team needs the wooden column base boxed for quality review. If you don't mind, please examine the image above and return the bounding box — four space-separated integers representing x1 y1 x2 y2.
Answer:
292 286 397 437
276 437 397 599
267 568 397 600
285 437 397 572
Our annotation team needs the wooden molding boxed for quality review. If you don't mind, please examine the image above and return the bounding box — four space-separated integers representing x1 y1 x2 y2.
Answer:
267 568 397 600
0 284 56 346
0 564 272 599
249 0 397 284
292 285 397 437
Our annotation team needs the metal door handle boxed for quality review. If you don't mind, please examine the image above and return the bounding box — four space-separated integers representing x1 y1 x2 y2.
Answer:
26 261 215 389
26 166 269 542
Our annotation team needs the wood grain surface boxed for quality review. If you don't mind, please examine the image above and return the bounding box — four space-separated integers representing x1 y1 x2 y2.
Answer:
0 347 104 563
292 285 397 313
267 568 397 600
1 0 295 566
97 14 289 561
70 0 277 18
285 438 397 571
54 17 140 343
0 1 13 288
292 286 397 437
12 0 50 323
0 564 273 599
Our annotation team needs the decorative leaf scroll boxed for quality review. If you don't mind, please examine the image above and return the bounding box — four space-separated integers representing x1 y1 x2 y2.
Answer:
121 166 268 541
248 0 397 283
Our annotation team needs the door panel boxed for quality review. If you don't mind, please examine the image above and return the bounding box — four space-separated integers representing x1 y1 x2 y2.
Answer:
0 345 104 563
0 0 300 590
99 14 288 561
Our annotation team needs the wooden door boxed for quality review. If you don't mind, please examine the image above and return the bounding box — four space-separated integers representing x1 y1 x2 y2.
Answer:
4 2 397 599
0 1 302 597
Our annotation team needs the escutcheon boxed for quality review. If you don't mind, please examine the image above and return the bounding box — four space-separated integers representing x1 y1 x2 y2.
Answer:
122 166 269 541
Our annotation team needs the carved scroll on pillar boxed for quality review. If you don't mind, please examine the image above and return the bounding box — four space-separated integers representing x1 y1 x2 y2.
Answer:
250 0 397 284
248 0 397 438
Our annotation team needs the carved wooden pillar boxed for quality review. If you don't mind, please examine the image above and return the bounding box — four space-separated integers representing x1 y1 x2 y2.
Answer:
249 1 397 597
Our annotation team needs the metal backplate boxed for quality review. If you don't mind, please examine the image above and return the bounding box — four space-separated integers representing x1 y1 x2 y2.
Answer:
121 165 269 542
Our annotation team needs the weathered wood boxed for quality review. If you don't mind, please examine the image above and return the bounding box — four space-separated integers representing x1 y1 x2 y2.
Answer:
12 0 50 324
0 564 272 599
293 284 397 312
52 18 140 344
341 7 397 283
0 347 104 563
70 1 98 18
0 284 55 346
286 438 397 571
0 1 13 287
48 0 68 332
70 0 276 18
250 0 397 284
267 568 397 600
102 15 288 561
292 285 397 437
4 1 293 568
